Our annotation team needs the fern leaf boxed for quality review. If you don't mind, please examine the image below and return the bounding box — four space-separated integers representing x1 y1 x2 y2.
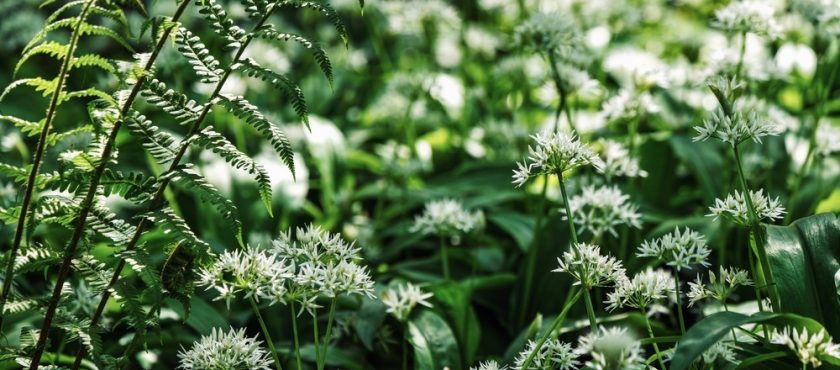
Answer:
239 0 272 18
195 0 247 49
146 207 210 253
73 255 112 294
0 77 57 101
280 0 349 46
254 27 333 87
141 79 202 125
88 200 138 246
69 54 117 73
43 17 135 52
217 93 296 180
193 127 274 216
59 88 116 105
0 115 44 137
13 244 60 274
234 58 309 127
14 41 68 76
113 248 161 292
175 27 223 83
165 165 244 245
125 112 179 164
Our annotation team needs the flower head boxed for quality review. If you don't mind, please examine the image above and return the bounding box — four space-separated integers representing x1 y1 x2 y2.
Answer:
513 131 604 187
382 282 434 322
637 227 711 271
702 340 737 364
686 266 752 306
815 121 840 157
600 88 661 123
178 327 272 370
514 12 587 67
708 189 785 226
772 327 840 368
596 139 648 180
605 268 675 311
553 243 625 288
471 360 507 370
513 338 580 370
693 109 780 146
713 0 781 38
577 326 646 370
198 246 293 308
564 185 642 238
410 199 485 245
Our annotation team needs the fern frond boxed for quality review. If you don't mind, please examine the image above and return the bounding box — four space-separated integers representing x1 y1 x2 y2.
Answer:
88 200 137 246
0 77 57 101
146 208 210 253
254 27 333 87
59 88 116 106
279 0 349 46
14 41 69 76
114 248 161 292
14 244 60 274
73 255 112 294
125 112 179 164
175 27 223 83
165 165 244 245
235 58 309 127
46 124 95 147
217 93 296 179
42 17 134 52
69 54 117 74
239 0 272 18
193 127 274 215
0 115 44 137
195 0 247 49
2 299 37 315
141 79 202 125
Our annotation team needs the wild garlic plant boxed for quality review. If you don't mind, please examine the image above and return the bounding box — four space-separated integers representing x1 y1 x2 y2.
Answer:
382 282 433 370
410 198 484 279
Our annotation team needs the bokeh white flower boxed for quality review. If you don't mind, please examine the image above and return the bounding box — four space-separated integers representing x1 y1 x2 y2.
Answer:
513 131 604 187
177 327 272 370
410 198 485 245
382 282 433 322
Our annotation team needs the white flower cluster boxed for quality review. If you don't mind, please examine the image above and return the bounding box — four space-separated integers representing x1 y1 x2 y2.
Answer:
686 266 752 306
771 327 840 368
564 185 642 238
606 268 675 311
577 326 646 370
513 12 588 67
410 199 485 245
597 139 648 179
713 0 781 38
708 189 785 226
815 121 840 157
177 327 272 370
198 246 293 308
471 360 507 370
513 131 604 187
600 88 661 123
513 339 579 370
376 140 431 180
381 282 433 322
702 340 737 364
553 243 625 288
693 109 780 146
636 227 711 271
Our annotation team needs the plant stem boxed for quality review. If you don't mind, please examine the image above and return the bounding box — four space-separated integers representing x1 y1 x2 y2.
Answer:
440 236 450 280
312 306 321 369
674 272 686 335
402 322 408 370
582 287 598 333
290 302 303 370
518 177 549 327
318 298 337 370
250 297 283 370
643 309 668 370
0 0 96 334
519 288 582 370
557 171 579 245
734 31 747 81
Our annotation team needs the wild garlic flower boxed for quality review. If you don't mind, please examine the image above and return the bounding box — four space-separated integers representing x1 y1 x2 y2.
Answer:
577 326 646 370
707 189 785 226
772 327 840 368
605 268 675 311
471 360 507 370
702 340 737 364
177 327 272 370
376 140 430 179
564 185 642 238
596 139 648 179
381 282 434 322
600 88 661 123
410 199 485 245
815 121 840 157
693 109 780 146
686 266 752 306
513 339 579 370
513 131 604 187
553 243 625 288
713 0 781 38
636 227 711 271
197 246 293 308
514 12 587 67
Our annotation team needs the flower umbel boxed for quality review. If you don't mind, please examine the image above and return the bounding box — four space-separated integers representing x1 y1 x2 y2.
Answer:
772 327 840 368
410 198 485 245
693 109 780 146
513 131 604 187
577 326 646 370
686 266 753 306
636 227 711 271
553 243 625 288
596 139 648 179
605 268 675 311
198 246 293 308
513 338 580 370
563 185 642 238
472 360 508 370
713 0 781 38
382 282 434 322
177 327 273 370
708 189 785 226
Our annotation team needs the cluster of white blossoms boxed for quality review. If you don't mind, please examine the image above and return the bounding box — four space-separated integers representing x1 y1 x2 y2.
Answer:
513 339 579 370
606 268 675 311
693 109 781 146
636 227 711 271
577 326 647 370
513 12 588 67
713 0 781 38
771 327 840 368
471 360 507 370
513 131 604 187
708 189 786 226
553 243 625 288
198 247 293 308
596 139 648 179
177 327 272 370
411 198 485 245
815 121 840 157
686 266 753 306
381 282 434 322
600 88 661 123
702 340 737 364
564 185 642 238
376 140 431 180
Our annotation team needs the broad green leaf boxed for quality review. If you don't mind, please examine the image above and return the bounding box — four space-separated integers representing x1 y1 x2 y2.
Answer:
354 296 388 351
488 212 534 252
427 281 481 364
184 297 228 335
668 136 725 204
765 213 840 336
408 310 462 370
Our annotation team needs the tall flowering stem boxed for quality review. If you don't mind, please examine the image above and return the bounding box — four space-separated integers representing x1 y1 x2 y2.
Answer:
318 298 338 370
518 177 550 326
290 302 304 370
249 297 284 370
643 310 668 370
518 287 582 370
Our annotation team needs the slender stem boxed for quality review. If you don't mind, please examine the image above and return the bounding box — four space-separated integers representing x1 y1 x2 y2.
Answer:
546 52 575 134
519 288 582 370
518 177 549 327
290 302 303 370
250 297 283 370
440 237 450 280
643 310 668 370
582 287 598 333
722 301 738 344
319 298 337 369
402 322 408 370
674 273 686 335
0 0 97 334
734 31 747 81
312 306 321 369
558 171 579 245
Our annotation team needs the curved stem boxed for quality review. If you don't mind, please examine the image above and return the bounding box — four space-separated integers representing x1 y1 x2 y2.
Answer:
290 302 303 370
0 0 97 334
318 298 337 369
518 177 549 327
440 237 450 280
557 171 579 245
250 297 283 370
582 287 598 333
519 288 582 370
674 273 686 335
734 31 747 81
312 306 322 370
643 310 668 370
